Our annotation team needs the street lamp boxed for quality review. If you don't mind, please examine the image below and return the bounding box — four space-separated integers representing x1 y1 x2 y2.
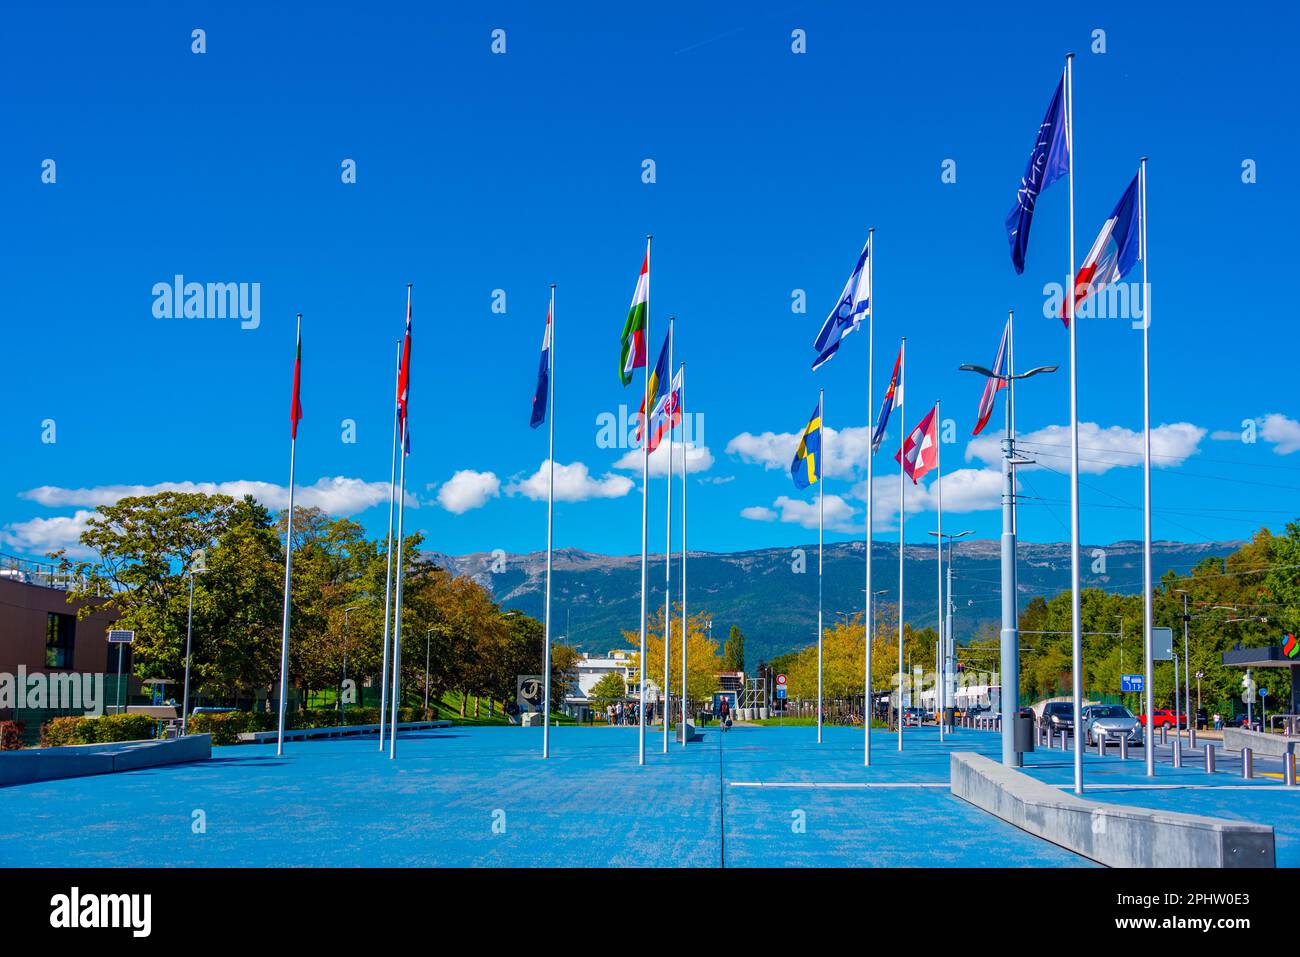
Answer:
342 605 359 722
960 327 1058 767
927 528 974 730
181 550 208 735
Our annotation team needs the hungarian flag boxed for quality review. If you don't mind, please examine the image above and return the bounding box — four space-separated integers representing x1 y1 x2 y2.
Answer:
1062 173 1141 326
1284 633 1298 660
290 319 303 439
896 404 939 484
619 246 649 386
972 319 1009 436
397 287 413 451
529 301 551 429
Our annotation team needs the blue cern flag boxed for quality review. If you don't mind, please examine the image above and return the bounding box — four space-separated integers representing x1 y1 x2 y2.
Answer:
1005 74 1070 275
811 238 870 370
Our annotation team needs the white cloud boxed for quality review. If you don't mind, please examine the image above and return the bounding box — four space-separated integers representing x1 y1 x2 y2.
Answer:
1260 413 1300 455
435 470 500 514
741 494 860 533
699 475 735 485
966 422 1205 474
507 460 634 502
614 441 714 477
19 477 407 516
726 425 876 480
739 505 776 522
847 468 1005 531
0 510 97 559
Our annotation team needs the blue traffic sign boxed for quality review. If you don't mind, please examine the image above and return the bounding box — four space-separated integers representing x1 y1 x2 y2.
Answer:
776 686 787 699
1121 673 1144 693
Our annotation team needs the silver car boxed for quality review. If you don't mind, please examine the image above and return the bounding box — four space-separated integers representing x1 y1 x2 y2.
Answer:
1085 705 1143 746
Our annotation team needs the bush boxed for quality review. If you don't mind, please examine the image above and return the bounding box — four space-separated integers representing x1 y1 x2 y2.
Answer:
39 713 158 747
187 710 274 746
0 720 24 750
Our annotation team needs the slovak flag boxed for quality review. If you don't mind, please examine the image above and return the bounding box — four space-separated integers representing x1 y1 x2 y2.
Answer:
1061 174 1141 326
896 404 939 484
645 367 683 453
972 319 1009 436
812 237 870 370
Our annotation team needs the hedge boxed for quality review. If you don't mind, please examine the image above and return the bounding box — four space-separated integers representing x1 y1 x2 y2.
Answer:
0 721 24 750
187 706 429 746
40 713 158 747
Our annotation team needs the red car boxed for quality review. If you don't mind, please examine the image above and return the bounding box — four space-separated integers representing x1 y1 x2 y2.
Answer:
1137 709 1187 729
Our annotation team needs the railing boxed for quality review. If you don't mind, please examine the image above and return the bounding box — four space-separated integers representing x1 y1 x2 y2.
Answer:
0 552 92 592
1268 713 1300 736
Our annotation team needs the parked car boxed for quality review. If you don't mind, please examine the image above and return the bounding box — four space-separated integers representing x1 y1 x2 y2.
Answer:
902 707 926 727
1137 708 1186 729
1042 701 1075 736
1083 705 1144 746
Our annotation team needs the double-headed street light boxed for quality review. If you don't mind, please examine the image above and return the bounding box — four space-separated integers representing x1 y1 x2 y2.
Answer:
927 529 974 729
959 320 1058 767
181 550 208 735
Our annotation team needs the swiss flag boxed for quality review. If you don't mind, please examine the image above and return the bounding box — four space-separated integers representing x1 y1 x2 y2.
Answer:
895 405 939 484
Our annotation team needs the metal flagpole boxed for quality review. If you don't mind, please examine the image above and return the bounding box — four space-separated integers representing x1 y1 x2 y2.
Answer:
817 389 825 744
663 318 674 753
1065 53 1084 795
543 284 556 759
680 362 688 746
1000 310 1021 766
864 228 874 766
638 235 652 766
388 418 409 760
276 314 302 757
377 339 401 751
936 400 944 742
389 284 412 760
897 337 906 752
1140 157 1155 776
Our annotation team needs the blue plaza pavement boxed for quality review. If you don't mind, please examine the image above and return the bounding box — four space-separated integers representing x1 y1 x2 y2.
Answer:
0 724 1292 868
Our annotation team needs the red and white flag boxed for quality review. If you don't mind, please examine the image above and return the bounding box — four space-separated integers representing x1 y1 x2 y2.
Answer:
896 404 939 484
397 287 413 452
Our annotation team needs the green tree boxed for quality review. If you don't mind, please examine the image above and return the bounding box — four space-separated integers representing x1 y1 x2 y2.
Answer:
722 625 746 672
589 671 627 708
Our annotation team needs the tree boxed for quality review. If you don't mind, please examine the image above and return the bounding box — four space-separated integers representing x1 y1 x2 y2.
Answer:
623 608 723 703
722 625 746 672
589 672 627 708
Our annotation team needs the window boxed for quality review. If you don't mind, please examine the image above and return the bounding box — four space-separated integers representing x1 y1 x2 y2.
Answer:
45 612 76 668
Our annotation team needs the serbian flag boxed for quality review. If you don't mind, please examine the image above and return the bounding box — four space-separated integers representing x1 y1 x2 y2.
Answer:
397 287 413 450
1062 174 1141 326
645 367 683 453
619 245 649 386
1006 74 1070 275
870 344 904 454
289 319 303 439
896 404 938 484
529 302 551 429
972 319 1009 436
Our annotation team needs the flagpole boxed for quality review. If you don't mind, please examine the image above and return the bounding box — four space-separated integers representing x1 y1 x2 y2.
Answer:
389 418 408 759
1064 52 1084 796
1140 157 1155 777
897 337 906 752
389 283 413 760
936 400 944 742
663 317 674 754
679 362 688 747
814 388 824 744
543 283 556 759
864 227 875 766
1001 310 1021 766
377 339 401 752
276 314 301 757
638 234 652 766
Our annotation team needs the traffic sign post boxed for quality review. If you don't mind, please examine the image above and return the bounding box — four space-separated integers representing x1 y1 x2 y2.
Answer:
107 629 136 715
1121 673 1144 693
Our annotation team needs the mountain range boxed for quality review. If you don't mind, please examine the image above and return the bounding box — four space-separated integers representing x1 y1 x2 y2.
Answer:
425 539 1242 667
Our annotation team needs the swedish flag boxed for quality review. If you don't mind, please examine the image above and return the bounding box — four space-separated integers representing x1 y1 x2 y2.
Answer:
790 398 823 489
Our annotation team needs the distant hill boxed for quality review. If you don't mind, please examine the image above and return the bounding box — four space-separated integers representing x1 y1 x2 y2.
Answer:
424 539 1242 666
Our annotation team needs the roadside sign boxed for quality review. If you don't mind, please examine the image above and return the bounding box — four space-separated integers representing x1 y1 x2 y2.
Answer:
1152 627 1174 661
776 686 787 699
107 629 136 644
1121 673 1144 693
776 674 787 687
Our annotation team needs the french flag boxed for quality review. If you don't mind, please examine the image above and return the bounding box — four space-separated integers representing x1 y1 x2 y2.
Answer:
1062 174 1142 326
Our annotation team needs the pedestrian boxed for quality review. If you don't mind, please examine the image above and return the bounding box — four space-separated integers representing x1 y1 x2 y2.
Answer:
1213 712 1221 731
719 696 732 732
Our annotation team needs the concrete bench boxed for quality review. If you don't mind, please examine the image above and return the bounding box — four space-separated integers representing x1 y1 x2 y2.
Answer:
950 751 1274 868
237 719 452 744
0 735 212 788
1222 727 1299 759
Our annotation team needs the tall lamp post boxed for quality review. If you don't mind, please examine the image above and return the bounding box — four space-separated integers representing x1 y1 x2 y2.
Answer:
927 529 973 730
181 550 208 736
341 605 358 723
959 352 1057 767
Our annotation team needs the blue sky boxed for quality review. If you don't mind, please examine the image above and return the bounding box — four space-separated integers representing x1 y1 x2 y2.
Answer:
3 0 1297 562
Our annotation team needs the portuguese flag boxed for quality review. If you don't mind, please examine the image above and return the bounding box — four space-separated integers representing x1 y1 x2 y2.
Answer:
619 245 649 386
290 319 303 439
1284 633 1298 659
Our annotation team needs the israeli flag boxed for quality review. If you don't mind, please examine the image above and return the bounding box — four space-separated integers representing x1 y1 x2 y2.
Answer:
812 238 870 370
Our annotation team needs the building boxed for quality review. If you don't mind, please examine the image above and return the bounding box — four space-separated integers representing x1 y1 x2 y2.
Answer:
563 649 660 720
0 554 121 737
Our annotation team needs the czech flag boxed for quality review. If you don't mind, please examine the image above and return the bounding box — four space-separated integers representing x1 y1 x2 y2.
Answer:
1062 173 1141 326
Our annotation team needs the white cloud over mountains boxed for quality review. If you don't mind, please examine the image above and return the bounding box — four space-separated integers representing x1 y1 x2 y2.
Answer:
506 460 634 503
20 477 402 515
967 421 1205 474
